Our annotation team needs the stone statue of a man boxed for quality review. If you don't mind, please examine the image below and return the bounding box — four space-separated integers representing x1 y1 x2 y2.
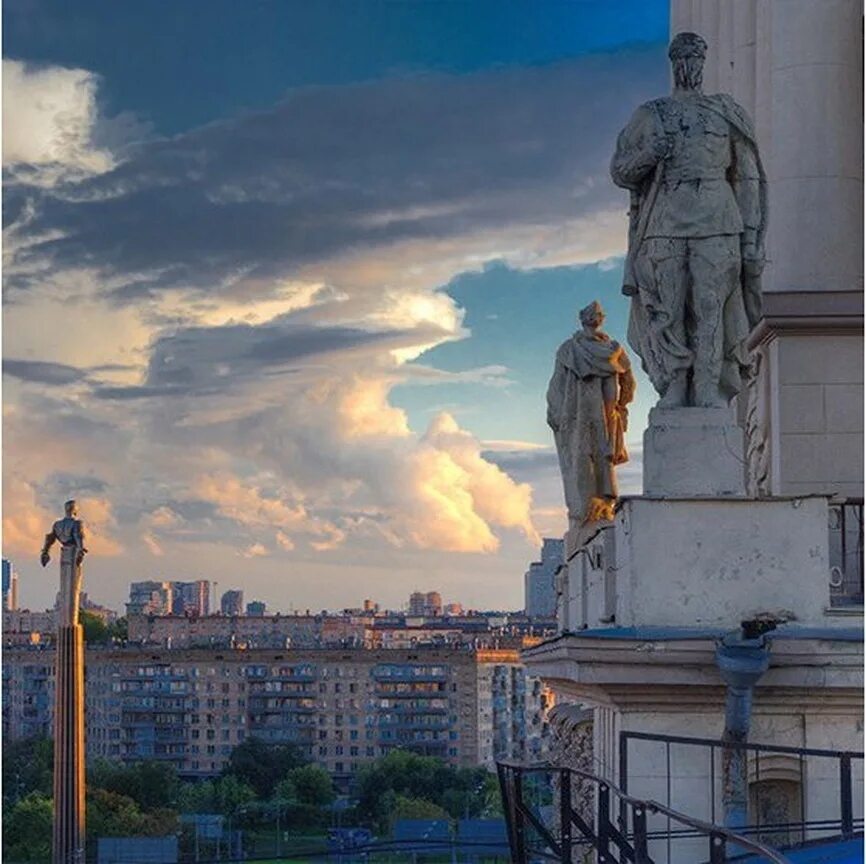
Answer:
547 301 635 527
611 31 767 408
41 500 87 627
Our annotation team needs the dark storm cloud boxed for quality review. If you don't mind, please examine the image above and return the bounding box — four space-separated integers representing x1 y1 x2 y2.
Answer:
7 49 665 300
3 358 87 384
93 318 451 400
42 472 109 496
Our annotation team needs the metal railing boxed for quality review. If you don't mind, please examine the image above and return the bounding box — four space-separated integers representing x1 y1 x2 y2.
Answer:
497 760 792 864
619 731 864 854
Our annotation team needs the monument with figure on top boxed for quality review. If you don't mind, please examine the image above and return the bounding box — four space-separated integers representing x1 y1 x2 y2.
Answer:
41 500 88 864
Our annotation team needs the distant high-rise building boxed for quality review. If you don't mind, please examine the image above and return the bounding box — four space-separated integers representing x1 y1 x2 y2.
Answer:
220 589 244 616
408 591 426 616
362 599 378 613
127 581 173 616
171 581 210 617
246 600 266 617
424 591 443 616
445 602 463 617
524 539 564 619
408 590 445 617
2 559 18 611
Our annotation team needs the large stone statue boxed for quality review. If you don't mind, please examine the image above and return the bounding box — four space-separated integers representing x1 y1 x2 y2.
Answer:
547 301 635 528
611 31 767 409
41 499 88 626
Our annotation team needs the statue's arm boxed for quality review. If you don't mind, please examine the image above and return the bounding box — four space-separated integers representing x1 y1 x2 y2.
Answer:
730 129 764 263
610 106 667 190
40 530 56 567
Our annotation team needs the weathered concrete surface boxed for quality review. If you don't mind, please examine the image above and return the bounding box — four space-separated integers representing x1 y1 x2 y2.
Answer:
643 406 747 497
561 496 842 632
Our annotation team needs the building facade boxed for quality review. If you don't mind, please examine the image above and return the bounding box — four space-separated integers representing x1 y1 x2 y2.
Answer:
2 558 19 611
523 538 564 620
126 581 173 617
171 581 210 617
4 645 552 785
220 590 244 617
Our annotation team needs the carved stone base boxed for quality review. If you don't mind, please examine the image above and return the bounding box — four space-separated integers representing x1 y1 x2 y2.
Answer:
53 624 85 864
643 406 746 497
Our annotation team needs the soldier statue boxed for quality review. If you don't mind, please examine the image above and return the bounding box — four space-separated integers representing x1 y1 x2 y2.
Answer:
611 31 767 409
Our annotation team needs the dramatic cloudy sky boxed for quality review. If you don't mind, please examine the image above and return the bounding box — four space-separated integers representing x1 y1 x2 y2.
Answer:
3 0 670 614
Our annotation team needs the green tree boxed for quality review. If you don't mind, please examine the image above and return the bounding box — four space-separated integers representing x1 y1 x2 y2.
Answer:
285 764 334 807
86 788 148 839
177 775 257 816
80 610 109 643
89 759 179 810
354 750 454 831
108 616 128 643
2 792 53 862
223 737 308 798
389 794 449 829
2 737 53 806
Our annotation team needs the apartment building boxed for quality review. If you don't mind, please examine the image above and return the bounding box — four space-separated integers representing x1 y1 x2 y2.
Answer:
4 646 551 785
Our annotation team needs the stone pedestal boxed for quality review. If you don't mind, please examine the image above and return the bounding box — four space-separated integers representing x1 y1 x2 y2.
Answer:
53 624 85 864
558 495 842 633
643 407 747 497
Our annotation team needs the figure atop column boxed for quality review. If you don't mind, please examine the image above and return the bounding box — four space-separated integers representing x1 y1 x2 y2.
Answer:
41 499 87 626
547 300 635 531
611 31 767 409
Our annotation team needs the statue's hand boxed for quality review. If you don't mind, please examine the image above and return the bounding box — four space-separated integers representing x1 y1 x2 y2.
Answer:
40 551 50 567
652 133 674 162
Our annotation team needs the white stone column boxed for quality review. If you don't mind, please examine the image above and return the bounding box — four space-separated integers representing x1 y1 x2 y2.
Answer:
767 0 863 295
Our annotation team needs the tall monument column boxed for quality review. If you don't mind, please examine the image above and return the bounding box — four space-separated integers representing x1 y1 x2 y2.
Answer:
41 500 88 864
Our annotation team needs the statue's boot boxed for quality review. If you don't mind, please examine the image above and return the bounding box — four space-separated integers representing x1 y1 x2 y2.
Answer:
658 372 688 408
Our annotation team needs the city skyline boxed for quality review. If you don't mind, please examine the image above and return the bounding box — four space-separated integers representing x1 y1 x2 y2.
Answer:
3 0 666 614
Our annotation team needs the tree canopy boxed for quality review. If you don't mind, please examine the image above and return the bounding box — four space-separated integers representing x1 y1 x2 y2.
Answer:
222 737 309 798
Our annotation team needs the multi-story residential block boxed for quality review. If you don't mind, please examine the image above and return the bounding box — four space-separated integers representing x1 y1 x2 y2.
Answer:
171 581 210 617
127 612 322 648
246 601 266 617
4 646 551 785
2 558 19 611
523 538 563 620
127 581 173 616
220 589 244 616
407 592 426 617
2 609 56 646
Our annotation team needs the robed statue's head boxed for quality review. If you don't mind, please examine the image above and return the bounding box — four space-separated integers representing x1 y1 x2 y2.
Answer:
579 300 604 330
64 499 78 517
669 31 707 92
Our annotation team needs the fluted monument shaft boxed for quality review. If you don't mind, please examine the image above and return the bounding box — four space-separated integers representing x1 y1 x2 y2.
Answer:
52 623 86 864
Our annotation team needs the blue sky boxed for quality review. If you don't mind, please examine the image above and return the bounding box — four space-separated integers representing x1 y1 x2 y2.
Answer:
3 0 669 613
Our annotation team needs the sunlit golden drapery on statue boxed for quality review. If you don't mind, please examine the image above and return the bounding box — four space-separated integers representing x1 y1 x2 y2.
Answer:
547 301 635 528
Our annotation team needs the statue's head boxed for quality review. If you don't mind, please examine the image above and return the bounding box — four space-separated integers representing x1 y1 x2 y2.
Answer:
64 499 78 517
669 31 707 91
579 300 604 330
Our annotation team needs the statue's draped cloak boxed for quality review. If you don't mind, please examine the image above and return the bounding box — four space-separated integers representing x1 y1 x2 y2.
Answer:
547 333 634 523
